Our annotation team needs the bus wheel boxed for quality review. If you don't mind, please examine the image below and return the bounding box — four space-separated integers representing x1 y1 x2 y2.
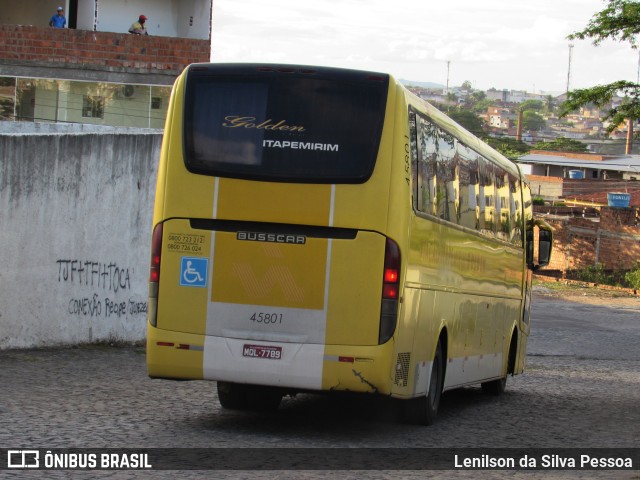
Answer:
246 385 283 412
217 381 248 410
404 341 443 425
481 376 506 396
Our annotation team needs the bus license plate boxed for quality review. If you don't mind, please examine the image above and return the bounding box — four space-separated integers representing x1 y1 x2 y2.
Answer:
243 344 282 360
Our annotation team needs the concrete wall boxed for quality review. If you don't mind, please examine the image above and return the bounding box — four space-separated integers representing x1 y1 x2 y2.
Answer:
527 174 563 199
0 124 161 349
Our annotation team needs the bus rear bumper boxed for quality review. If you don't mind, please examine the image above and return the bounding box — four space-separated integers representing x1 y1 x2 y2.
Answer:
146 326 205 380
147 325 394 395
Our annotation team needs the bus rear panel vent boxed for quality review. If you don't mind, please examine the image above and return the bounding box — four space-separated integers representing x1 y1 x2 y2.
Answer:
395 352 411 387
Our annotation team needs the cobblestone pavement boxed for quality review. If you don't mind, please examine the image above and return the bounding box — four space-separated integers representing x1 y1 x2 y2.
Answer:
1 294 639 479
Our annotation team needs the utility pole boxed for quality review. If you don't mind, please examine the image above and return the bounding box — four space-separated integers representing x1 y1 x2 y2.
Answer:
446 60 450 94
566 43 574 94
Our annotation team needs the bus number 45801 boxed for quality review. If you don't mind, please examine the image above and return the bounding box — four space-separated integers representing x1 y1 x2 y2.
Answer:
250 312 283 324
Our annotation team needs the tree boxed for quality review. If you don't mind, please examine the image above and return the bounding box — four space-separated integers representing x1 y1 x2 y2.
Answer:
561 0 640 131
544 95 556 114
523 111 546 131
482 137 530 159
470 90 486 103
533 137 589 153
471 97 495 114
560 81 640 132
519 99 544 112
568 0 640 47
449 109 484 134
461 80 473 91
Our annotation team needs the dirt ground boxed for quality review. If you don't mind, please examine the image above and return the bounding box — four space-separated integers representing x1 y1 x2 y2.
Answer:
533 277 640 308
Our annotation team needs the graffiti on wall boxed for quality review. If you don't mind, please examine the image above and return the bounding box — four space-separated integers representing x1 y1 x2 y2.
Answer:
57 259 147 318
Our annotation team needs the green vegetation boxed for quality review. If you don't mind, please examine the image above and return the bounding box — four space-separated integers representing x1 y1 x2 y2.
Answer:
624 264 640 289
519 100 544 111
448 109 484 135
482 136 530 159
523 110 546 131
562 0 640 131
573 264 616 285
533 277 638 299
532 196 545 205
565 263 640 289
532 137 589 153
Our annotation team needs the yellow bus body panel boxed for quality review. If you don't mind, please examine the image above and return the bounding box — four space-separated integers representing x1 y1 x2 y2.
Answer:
210 232 328 309
157 219 210 336
217 179 332 225
147 326 204 380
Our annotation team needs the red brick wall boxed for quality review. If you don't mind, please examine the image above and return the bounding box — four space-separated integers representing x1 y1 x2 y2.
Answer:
600 207 637 231
0 25 210 72
541 207 640 273
544 220 570 271
528 150 609 161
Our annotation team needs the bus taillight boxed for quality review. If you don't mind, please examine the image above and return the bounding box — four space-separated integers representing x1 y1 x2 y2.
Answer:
150 223 163 282
380 238 400 344
148 223 163 327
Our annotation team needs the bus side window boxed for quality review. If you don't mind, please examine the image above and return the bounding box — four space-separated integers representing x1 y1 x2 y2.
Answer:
415 114 457 218
409 112 419 210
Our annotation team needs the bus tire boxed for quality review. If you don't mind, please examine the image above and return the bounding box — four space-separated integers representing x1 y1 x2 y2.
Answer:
245 385 283 412
404 340 443 426
217 381 248 410
481 376 506 395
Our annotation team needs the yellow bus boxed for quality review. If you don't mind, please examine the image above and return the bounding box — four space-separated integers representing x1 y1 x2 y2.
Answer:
146 63 552 424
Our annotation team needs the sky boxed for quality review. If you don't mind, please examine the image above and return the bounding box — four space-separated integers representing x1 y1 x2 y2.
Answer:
211 0 640 94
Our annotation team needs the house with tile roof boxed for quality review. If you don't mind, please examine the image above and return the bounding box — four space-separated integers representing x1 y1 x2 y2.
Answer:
518 151 640 209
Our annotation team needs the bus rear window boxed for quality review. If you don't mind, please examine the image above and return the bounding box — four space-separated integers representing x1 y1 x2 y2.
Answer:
183 66 389 183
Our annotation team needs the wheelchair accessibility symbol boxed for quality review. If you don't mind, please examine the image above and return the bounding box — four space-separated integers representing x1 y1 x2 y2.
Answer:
179 257 208 287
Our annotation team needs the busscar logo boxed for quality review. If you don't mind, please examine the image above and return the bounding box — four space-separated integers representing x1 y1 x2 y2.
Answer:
237 231 306 245
8 450 39 468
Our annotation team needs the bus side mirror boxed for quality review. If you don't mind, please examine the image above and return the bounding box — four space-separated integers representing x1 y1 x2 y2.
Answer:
537 229 552 268
526 220 553 271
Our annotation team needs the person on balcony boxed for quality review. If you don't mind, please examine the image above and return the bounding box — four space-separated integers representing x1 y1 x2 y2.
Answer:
129 15 149 35
49 6 66 28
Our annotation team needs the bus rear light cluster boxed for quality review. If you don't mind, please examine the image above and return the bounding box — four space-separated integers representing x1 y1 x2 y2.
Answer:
150 223 163 282
379 238 400 344
148 223 163 327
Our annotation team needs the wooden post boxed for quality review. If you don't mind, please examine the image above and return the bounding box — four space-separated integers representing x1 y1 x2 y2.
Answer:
626 119 633 154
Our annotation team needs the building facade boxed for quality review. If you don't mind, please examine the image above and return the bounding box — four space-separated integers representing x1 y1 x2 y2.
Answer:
0 1 212 128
